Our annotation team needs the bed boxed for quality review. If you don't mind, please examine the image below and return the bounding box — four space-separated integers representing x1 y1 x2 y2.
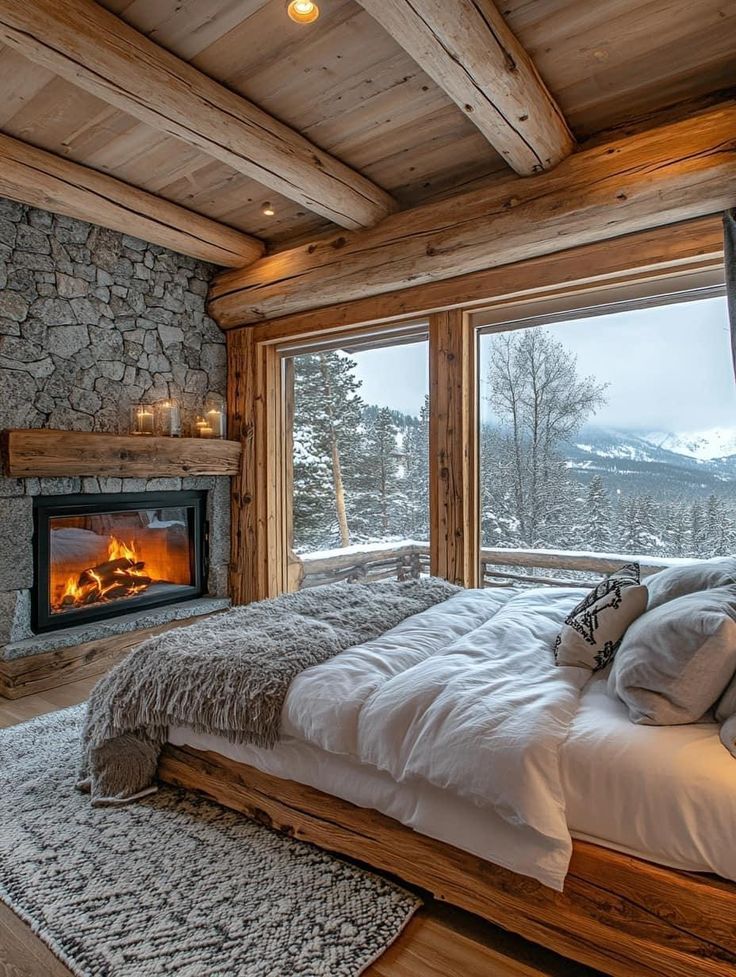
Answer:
153 585 736 977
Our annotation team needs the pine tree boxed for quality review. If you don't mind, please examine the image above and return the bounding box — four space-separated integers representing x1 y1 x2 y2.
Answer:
292 351 365 551
704 494 736 556
618 496 659 556
659 500 689 558
479 425 523 548
354 406 403 538
585 475 612 551
689 501 705 558
403 395 430 540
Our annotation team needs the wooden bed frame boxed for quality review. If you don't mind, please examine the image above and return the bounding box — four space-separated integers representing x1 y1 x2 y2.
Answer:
159 744 736 977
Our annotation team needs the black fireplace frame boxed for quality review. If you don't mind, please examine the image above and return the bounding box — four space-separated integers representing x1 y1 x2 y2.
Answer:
32 490 208 633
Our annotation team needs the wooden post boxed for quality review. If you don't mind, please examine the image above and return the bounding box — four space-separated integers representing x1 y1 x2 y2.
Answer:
226 331 285 605
429 310 478 587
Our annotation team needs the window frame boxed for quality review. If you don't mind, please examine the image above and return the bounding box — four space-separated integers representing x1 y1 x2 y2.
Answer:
226 221 726 604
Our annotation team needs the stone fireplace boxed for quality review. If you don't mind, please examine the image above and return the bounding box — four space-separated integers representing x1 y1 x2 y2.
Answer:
0 198 231 664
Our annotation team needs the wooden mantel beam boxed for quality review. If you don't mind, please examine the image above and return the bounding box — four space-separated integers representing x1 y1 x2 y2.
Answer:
356 0 574 175
0 134 263 268
209 102 736 328
0 0 397 231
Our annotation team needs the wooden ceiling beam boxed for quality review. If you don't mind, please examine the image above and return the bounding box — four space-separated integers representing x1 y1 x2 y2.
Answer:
0 0 397 231
208 102 736 328
355 0 575 175
0 134 264 268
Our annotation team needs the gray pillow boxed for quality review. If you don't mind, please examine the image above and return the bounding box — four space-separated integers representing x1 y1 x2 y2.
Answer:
554 563 647 671
645 556 736 611
609 585 736 725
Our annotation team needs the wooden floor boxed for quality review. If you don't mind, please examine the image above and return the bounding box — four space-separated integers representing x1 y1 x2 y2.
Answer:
0 680 602 977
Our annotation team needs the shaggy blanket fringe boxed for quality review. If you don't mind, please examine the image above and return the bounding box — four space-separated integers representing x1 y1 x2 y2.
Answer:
79 578 459 805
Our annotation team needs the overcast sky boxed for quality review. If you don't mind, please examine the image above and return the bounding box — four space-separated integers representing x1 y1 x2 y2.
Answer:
346 295 734 434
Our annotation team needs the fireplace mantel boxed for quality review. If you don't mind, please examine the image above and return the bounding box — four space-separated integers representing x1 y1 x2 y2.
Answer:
2 429 242 478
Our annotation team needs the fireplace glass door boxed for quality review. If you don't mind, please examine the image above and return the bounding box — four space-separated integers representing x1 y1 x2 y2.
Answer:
33 491 206 632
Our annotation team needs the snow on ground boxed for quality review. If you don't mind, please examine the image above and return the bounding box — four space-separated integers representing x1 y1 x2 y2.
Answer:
299 541 699 567
299 539 429 562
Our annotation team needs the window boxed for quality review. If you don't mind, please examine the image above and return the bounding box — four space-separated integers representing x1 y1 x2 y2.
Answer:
477 289 734 586
283 331 429 589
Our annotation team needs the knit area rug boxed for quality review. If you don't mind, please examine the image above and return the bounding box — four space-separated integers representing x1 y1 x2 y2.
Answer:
0 706 420 977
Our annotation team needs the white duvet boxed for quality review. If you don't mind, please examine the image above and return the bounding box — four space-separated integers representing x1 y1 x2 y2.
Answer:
280 587 587 885
171 585 736 890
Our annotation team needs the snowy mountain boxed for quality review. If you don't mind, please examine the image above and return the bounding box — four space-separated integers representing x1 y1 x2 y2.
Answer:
563 425 736 499
640 428 736 462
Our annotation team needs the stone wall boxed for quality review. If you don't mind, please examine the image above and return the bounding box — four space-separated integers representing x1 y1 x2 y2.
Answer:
0 197 231 655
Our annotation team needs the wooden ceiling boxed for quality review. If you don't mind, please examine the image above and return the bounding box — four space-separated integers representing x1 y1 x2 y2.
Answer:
0 0 734 251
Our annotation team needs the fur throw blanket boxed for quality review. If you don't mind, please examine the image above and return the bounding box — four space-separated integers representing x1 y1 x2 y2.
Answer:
79 578 459 806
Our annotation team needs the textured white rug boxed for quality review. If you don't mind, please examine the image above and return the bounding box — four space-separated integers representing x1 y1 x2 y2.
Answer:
0 706 420 977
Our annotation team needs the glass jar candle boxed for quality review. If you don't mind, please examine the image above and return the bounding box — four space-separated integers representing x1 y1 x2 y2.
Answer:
203 393 226 439
155 399 181 437
130 404 155 436
194 415 214 438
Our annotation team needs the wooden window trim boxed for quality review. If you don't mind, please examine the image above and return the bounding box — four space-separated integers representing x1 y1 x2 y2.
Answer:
226 218 725 603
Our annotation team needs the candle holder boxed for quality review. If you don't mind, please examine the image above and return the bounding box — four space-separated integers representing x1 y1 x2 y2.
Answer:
130 403 155 436
194 415 214 439
200 392 226 439
155 398 181 437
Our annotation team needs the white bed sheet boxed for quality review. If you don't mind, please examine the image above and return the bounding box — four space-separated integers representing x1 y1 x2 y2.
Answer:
170 671 736 888
562 672 736 880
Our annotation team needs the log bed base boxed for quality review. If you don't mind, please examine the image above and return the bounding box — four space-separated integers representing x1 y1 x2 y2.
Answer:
159 744 736 977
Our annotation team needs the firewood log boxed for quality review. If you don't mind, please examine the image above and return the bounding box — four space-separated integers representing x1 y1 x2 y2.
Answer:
78 558 143 588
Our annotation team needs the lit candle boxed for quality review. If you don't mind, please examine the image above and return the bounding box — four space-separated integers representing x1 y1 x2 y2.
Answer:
131 405 154 435
206 408 225 439
203 393 226 439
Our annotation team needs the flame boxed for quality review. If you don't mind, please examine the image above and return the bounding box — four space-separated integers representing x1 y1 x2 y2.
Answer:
51 526 190 614
60 574 83 603
108 536 137 561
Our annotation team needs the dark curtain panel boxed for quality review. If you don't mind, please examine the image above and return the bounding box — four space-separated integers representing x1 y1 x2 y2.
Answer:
725 209 736 380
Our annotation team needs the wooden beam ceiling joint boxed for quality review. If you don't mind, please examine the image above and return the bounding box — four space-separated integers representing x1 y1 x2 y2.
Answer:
355 0 575 175
0 0 398 231
208 102 736 327
0 133 264 267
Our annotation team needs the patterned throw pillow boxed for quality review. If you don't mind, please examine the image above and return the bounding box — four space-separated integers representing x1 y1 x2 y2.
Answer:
554 563 648 671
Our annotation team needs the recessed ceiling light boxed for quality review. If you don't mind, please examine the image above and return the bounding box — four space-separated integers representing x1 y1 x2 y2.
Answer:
262 202 275 216
287 0 319 24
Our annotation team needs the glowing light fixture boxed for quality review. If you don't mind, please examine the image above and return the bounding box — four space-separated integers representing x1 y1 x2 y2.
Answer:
262 201 275 216
287 0 319 24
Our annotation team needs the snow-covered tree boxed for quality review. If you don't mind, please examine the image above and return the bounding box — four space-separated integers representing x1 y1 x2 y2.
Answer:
704 494 736 556
403 395 430 540
352 406 404 537
585 475 612 551
483 328 606 549
292 351 365 550
689 500 706 558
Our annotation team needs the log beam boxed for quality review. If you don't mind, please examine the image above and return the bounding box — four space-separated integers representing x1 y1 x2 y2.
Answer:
0 134 263 268
356 0 574 175
0 0 397 231
209 103 736 328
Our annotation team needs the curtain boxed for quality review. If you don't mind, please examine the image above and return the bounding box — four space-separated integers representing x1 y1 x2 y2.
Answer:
725 209 736 380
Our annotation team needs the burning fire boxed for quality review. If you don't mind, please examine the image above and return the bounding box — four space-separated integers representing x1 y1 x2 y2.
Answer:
56 536 152 610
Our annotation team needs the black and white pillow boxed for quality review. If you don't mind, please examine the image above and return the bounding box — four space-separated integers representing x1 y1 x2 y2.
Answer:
554 563 648 671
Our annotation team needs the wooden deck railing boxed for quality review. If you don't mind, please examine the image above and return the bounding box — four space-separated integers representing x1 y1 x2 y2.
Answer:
479 547 675 589
299 542 430 588
297 542 677 589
